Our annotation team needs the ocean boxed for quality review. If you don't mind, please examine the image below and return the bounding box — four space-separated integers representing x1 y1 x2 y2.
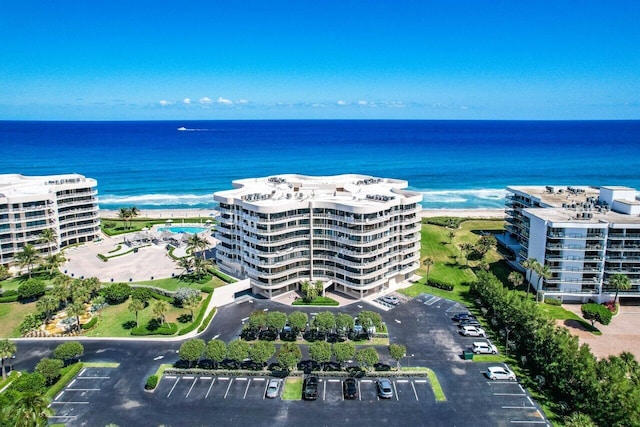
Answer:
1 120 639 210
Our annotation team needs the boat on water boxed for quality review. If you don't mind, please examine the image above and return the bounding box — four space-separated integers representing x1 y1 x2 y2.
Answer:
177 126 187 131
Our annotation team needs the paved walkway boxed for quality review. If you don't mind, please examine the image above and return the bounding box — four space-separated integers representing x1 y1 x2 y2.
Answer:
559 303 640 360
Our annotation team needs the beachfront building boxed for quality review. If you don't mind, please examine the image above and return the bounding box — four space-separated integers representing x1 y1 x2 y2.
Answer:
503 185 640 302
213 174 422 299
0 174 100 267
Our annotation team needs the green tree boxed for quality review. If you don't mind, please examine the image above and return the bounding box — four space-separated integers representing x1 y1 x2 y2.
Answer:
333 341 356 367
179 339 205 368
609 273 631 304
276 342 302 370
152 300 170 325
36 294 59 324
459 242 474 266
475 234 497 256
581 303 612 326
309 341 332 369
564 412 597 427
287 311 308 336
71 281 92 304
42 253 65 277
227 339 250 364
448 231 455 244
128 298 145 328
187 233 211 260
358 310 382 330
0 338 17 380
204 339 227 368
83 277 102 298
335 313 354 336
15 243 40 278
314 280 324 296
355 347 379 371
192 256 211 280
301 280 318 302
534 262 551 302
35 357 64 385
131 287 153 305
39 228 57 260
103 282 132 304
52 275 73 305
508 271 524 289
53 341 84 364
0 264 10 280
423 257 434 284
67 301 86 331
12 372 46 394
177 256 194 277
183 293 201 320
248 310 268 330
313 311 336 336
266 311 287 332
389 344 406 368
3 391 52 427
17 279 46 300
249 341 276 366
522 258 538 298
118 207 130 229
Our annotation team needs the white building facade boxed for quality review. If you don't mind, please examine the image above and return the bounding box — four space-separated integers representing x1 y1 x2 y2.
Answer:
504 185 640 302
0 174 100 267
214 174 422 299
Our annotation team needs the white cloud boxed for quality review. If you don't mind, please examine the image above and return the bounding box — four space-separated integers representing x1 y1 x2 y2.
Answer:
183 98 191 104
237 99 249 104
337 100 347 105
199 97 213 104
357 100 368 105
159 100 171 106
217 97 233 105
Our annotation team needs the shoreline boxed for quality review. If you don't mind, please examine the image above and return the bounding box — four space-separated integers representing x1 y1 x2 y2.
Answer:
99 207 505 220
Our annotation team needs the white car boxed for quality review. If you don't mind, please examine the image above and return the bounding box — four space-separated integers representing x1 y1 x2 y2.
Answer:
472 341 498 354
461 326 486 337
381 295 400 305
265 379 281 398
486 366 516 381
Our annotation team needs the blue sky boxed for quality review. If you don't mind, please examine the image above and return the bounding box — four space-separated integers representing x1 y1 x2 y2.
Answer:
1 1 639 120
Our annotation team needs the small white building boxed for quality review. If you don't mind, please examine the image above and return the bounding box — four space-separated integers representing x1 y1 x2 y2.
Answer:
214 174 422 299
504 185 640 302
0 174 101 267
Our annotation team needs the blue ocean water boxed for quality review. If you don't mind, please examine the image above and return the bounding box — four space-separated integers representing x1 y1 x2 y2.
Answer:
1 120 639 210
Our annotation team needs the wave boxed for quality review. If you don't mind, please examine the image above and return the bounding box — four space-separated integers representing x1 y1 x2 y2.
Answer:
418 188 508 208
98 193 213 206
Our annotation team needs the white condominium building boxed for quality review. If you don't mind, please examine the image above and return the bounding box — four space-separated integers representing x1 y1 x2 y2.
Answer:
214 174 422 299
504 185 640 302
0 174 100 267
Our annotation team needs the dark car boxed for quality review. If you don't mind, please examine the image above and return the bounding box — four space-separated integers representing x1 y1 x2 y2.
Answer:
452 313 476 322
457 318 481 327
343 378 358 399
303 376 319 400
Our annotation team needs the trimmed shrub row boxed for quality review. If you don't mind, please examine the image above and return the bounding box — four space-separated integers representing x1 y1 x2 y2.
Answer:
145 375 159 390
81 317 98 330
198 308 217 333
151 291 174 303
0 292 19 303
426 279 454 291
200 285 214 294
292 296 339 306
211 269 236 283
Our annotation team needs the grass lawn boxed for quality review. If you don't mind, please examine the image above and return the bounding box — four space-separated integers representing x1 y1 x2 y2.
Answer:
0 300 39 338
132 275 224 292
0 270 59 291
100 218 209 236
282 377 303 400
85 296 204 337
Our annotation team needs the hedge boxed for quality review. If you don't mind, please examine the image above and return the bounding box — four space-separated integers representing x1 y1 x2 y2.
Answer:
211 269 236 283
198 308 217 333
292 296 340 306
81 317 98 330
426 279 454 291
131 322 178 336
0 293 20 303
150 291 174 303
200 286 214 294
178 293 213 335
145 375 159 390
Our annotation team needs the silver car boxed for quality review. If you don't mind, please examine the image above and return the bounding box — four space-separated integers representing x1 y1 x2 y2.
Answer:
265 378 281 398
486 366 516 381
376 378 394 399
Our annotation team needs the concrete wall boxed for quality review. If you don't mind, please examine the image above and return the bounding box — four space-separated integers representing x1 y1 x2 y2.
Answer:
211 278 252 307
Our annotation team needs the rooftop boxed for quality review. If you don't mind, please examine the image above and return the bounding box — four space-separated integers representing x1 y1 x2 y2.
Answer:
0 173 94 198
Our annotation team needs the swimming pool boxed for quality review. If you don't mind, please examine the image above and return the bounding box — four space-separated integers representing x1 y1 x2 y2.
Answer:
157 226 208 234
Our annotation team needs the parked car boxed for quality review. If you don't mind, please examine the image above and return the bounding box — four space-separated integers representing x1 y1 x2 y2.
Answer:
265 378 281 398
452 313 476 322
381 295 400 305
303 376 319 400
458 318 481 327
343 378 358 399
472 341 498 354
460 326 486 337
486 366 516 381
376 378 394 399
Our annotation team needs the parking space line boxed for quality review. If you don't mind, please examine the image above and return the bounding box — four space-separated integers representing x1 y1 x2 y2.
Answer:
50 401 90 405
414 379 427 383
502 406 536 409
518 384 526 393
493 393 526 396
411 381 419 401
235 377 248 381
358 380 361 401
322 380 326 401
49 416 78 420
66 388 100 391
243 379 251 399
79 368 86 376
55 391 64 401
527 396 534 406
183 376 194 380
167 377 180 398
201 376 211 380
77 376 110 379
224 378 233 399
218 377 229 380
510 421 547 424
396 379 408 383
253 377 265 381
263 380 269 400
205 378 216 399
69 379 76 387
392 381 399 401
185 377 198 398
361 379 372 383
165 376 177 379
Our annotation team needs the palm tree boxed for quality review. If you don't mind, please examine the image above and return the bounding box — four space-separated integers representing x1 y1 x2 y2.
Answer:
152 300 170 325
52 275 73 305
83 277 102 298
129 206 140 226
118 207 130 229
192 256 211 280
42 253 65 277
508 271 524 290
522 258 538 299
4 391 52 427
423 257 434 284
15 244 39 278
178 256 194 278
0 338 17 380
128 298 145 328
39 228 57 259
609 273 631 304
67 301 86 331
183 294 200 320
459 243 474 266
36 295 60 324
187 233 211 260
448 231 455 244
534 263 551 302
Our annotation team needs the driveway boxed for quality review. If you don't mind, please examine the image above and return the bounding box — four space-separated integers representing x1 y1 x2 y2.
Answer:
560 303 640 360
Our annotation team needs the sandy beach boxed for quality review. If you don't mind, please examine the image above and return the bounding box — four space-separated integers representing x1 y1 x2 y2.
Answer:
99 207 505 220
